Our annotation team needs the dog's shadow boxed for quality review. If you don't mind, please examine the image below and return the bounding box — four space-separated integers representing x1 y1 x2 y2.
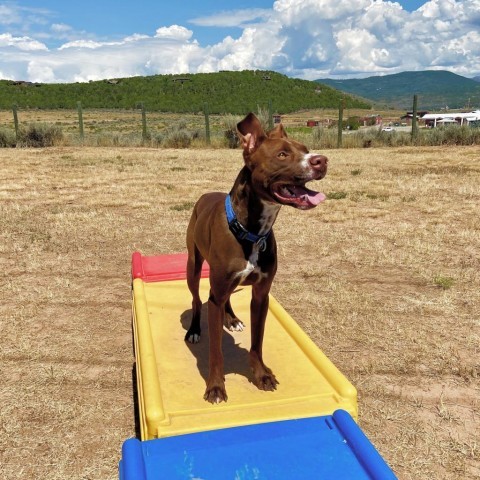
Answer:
180 303 251 384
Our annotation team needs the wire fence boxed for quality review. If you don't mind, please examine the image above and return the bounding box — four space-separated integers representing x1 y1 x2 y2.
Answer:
2 101 480 149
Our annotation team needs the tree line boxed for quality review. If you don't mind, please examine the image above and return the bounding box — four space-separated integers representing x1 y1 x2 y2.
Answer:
0 70 370 113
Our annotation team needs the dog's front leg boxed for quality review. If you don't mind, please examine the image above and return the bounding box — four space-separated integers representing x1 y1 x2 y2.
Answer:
249 282 279 391
204 289 228 403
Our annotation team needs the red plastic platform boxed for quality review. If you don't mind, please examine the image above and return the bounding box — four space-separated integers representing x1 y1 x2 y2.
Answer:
131 252 210 283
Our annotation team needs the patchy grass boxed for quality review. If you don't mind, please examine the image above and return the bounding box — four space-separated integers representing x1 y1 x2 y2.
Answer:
0 145 479 479
327 191 348 200
170 201 196 212
434 275 455 290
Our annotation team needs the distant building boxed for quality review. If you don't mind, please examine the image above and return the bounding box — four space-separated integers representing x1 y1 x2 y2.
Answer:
362 114 382 126
422 111 480 127
401 111 429 125
10 80 40 87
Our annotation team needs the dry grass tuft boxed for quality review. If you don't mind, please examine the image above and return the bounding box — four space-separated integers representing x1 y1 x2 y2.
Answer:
0 145 479 479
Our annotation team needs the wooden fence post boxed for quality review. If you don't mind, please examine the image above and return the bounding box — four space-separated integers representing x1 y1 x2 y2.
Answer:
411 94 418 144
337 99 344 148
204 102 211 146
77 101 84 141
12 104 19 142
268 99 274 131
140 103 148 143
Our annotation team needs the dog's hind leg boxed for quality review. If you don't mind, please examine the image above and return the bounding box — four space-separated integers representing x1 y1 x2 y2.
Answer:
185 239 204 343
224 298 245 332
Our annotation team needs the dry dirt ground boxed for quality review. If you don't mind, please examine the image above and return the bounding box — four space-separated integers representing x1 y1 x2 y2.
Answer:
0 145 479 479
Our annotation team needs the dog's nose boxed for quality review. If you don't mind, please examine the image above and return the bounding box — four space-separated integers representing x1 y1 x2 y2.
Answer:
309 155 328 170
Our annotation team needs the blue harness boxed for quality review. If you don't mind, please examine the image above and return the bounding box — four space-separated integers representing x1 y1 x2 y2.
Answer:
224 195 270 252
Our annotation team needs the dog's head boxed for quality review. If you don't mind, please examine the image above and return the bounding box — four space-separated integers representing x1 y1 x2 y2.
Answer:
237 113 327 210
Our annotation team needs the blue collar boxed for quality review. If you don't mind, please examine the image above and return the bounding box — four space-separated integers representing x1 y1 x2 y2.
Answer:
225 194 270 251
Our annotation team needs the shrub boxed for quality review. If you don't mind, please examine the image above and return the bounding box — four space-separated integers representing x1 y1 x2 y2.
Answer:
162 120 200 148
17 123 64 147
442 125 473 145
420 125 480 146
0 128 16 147
223 114 241 149
345 116 361 131
151 133 164 147
311 127 338 149
256 106 271 132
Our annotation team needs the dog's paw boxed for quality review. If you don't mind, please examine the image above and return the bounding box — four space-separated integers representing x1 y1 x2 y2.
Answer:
185 330 201 344
186 334 200 344
228 319 245 332
204 385 228 404
258 373 279 391
251 362 279 392
224 314 245 332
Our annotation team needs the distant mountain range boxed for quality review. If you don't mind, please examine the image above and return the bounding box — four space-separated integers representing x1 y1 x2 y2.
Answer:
317 71 480 110
4 69 479 113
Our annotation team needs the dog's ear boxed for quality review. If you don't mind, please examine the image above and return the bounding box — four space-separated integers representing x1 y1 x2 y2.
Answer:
237 113 266 154
267 123 288 139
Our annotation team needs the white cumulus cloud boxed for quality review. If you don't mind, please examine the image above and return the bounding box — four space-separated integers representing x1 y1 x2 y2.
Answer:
155 25 193 41
27 61 55 83
0 0 479 83
0 33 47 51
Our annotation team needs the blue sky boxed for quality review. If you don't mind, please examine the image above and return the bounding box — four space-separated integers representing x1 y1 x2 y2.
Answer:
3 1 428 47
1 1 478 82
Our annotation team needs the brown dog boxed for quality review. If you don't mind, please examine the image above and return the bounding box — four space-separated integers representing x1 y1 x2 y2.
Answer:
185 113 328 403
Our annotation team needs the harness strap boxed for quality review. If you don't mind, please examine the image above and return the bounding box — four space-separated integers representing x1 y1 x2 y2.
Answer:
225 195 270 252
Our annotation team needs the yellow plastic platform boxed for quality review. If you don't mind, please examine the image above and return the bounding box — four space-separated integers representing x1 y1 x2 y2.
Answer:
132 255 357 441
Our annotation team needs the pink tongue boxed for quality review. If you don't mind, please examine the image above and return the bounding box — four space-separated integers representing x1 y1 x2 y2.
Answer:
292 185 326 206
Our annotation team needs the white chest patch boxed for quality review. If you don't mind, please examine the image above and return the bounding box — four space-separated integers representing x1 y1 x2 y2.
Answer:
236 245 268 284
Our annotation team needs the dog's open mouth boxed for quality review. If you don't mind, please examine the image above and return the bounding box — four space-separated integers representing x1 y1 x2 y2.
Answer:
272 183 326 209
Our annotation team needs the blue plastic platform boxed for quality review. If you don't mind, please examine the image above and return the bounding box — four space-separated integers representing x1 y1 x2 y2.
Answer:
119 410 396 480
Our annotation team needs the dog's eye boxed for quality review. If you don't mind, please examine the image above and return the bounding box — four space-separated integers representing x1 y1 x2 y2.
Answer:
277 151 288 159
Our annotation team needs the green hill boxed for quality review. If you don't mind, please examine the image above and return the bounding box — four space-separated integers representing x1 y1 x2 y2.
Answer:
317 71 480 110
0 70 370 113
